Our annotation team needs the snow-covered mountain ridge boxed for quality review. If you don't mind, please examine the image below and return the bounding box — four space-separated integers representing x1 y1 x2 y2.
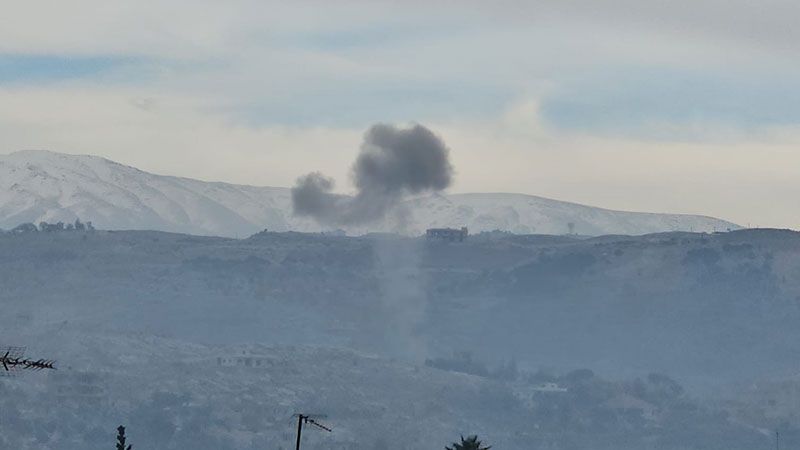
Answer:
0 150 740 236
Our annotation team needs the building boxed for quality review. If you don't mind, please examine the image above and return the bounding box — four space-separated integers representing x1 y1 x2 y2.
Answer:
532 382 568 393
50 371 106 402
217 348 273 369
604 393 659 421
513 381 568 409
426 227 468 242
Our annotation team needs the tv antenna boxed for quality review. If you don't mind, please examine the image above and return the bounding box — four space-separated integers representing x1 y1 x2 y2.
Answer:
292 413 332 450
0 347 56 374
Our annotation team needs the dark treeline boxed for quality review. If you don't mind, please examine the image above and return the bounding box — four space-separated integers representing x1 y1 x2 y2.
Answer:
4 219 95 234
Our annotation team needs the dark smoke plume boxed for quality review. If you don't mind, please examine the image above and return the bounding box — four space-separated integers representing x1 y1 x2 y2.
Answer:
291 123 454 226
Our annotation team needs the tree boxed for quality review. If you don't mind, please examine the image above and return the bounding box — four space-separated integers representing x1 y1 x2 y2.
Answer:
11 223 37 234
446 435 491 450
116 425 132 450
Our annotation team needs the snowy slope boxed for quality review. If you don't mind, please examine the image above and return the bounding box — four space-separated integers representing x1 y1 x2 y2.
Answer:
0 150 740 236
404 193 738 236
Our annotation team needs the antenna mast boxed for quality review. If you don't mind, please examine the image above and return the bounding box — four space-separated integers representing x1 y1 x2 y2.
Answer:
0 347 56 374
293 414 332 450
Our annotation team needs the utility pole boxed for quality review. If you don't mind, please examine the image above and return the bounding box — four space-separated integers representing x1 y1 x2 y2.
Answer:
295 415 303 450
776 430 780 450
293 414 331 450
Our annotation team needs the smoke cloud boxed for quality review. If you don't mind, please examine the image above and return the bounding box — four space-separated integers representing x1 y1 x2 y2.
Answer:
291 123 454 226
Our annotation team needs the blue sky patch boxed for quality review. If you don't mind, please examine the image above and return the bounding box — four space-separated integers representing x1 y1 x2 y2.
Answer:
0 54 138 83
540 67 800 135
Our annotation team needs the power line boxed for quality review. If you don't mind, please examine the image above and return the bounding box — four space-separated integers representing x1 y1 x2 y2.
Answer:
292 413 332 450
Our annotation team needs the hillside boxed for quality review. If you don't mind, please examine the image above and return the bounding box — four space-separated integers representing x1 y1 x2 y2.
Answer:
2 228 797 449
0 331 767 450
1 228 798 382
0 150 739 237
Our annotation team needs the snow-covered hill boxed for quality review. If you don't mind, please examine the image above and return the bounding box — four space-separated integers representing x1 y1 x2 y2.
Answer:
0 150 740 236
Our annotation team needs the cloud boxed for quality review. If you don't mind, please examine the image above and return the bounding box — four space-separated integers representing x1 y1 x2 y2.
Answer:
2 0 799 132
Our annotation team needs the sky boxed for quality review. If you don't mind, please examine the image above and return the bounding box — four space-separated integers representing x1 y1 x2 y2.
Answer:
1 0 799 228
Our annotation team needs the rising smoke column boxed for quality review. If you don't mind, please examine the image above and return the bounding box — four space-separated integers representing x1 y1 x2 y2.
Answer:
291 123 454 226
